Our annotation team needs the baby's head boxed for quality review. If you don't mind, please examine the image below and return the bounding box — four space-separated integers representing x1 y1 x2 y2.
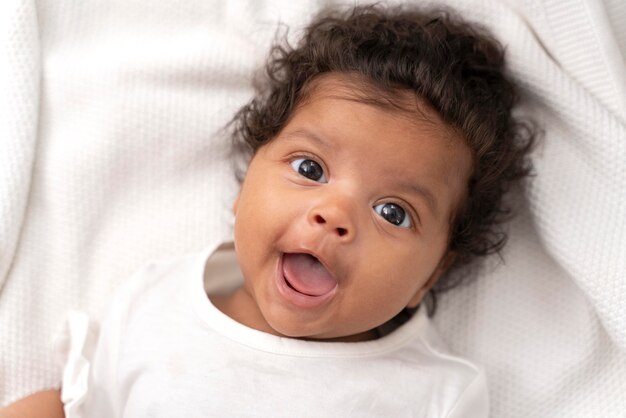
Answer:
228 5 533 341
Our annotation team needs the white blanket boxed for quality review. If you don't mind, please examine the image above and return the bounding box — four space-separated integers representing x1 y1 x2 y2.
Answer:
1 0 624 416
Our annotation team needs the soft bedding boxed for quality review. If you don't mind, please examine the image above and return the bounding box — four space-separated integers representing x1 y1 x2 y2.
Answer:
1 0 625 416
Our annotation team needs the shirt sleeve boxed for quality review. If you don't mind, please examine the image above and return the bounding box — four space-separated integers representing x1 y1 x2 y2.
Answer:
446 368 490 418
57 311 100 417
57 304 126 418
57 263 155 418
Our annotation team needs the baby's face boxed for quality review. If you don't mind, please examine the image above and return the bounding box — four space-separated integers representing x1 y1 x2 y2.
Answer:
232 74 472 341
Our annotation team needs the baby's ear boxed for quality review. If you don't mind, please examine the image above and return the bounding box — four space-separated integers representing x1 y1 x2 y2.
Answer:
406 251 456 308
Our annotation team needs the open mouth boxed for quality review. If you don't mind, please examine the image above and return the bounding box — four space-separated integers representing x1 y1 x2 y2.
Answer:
277 252 338 307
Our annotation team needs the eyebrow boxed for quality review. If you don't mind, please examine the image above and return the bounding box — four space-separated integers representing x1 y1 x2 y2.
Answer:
282 129 333 150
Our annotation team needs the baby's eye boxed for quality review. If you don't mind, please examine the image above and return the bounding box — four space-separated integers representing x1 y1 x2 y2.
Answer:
290 158 327 183
373 203 412 228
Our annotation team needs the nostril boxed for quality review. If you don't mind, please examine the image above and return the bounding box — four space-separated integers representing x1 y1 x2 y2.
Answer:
312 213 349 237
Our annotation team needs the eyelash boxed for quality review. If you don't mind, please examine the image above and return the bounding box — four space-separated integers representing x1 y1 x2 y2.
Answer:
289 153 327 171
287 155 419 229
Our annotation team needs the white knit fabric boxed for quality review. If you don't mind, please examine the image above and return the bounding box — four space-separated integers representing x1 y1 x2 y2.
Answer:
1 0 624 416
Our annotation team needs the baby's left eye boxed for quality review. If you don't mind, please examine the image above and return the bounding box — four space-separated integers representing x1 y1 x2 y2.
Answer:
373 203 412 228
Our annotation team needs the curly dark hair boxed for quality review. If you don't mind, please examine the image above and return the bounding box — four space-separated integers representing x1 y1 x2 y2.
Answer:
231 4 534 307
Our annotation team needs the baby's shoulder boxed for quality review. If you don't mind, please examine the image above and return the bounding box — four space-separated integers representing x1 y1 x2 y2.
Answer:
391 312 485 387
383 317 488 415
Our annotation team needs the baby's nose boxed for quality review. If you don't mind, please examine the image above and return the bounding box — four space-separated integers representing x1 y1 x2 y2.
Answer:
308 200 356 242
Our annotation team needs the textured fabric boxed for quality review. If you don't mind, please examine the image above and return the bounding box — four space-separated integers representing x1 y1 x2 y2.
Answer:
1 0 624 416
0 0 40 297
59 241 488 417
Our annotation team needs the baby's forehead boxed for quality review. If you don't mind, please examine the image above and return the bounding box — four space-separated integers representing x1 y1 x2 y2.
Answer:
284 73 473 191
300 73 460 142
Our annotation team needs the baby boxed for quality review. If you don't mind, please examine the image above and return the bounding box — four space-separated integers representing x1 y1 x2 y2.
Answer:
3 4 533 417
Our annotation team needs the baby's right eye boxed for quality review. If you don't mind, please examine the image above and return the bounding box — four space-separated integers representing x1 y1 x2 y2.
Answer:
290 158 328 183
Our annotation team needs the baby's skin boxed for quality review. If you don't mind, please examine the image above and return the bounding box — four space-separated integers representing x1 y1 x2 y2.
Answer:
211 73 472 342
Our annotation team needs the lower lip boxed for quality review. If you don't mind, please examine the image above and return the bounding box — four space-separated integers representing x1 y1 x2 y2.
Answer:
275 254 337 309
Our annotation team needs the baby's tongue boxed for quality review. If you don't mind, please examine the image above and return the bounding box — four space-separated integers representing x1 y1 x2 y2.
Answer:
282 253 337 297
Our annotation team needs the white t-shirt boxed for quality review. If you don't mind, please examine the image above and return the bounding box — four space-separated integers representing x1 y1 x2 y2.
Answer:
60 241 489 417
